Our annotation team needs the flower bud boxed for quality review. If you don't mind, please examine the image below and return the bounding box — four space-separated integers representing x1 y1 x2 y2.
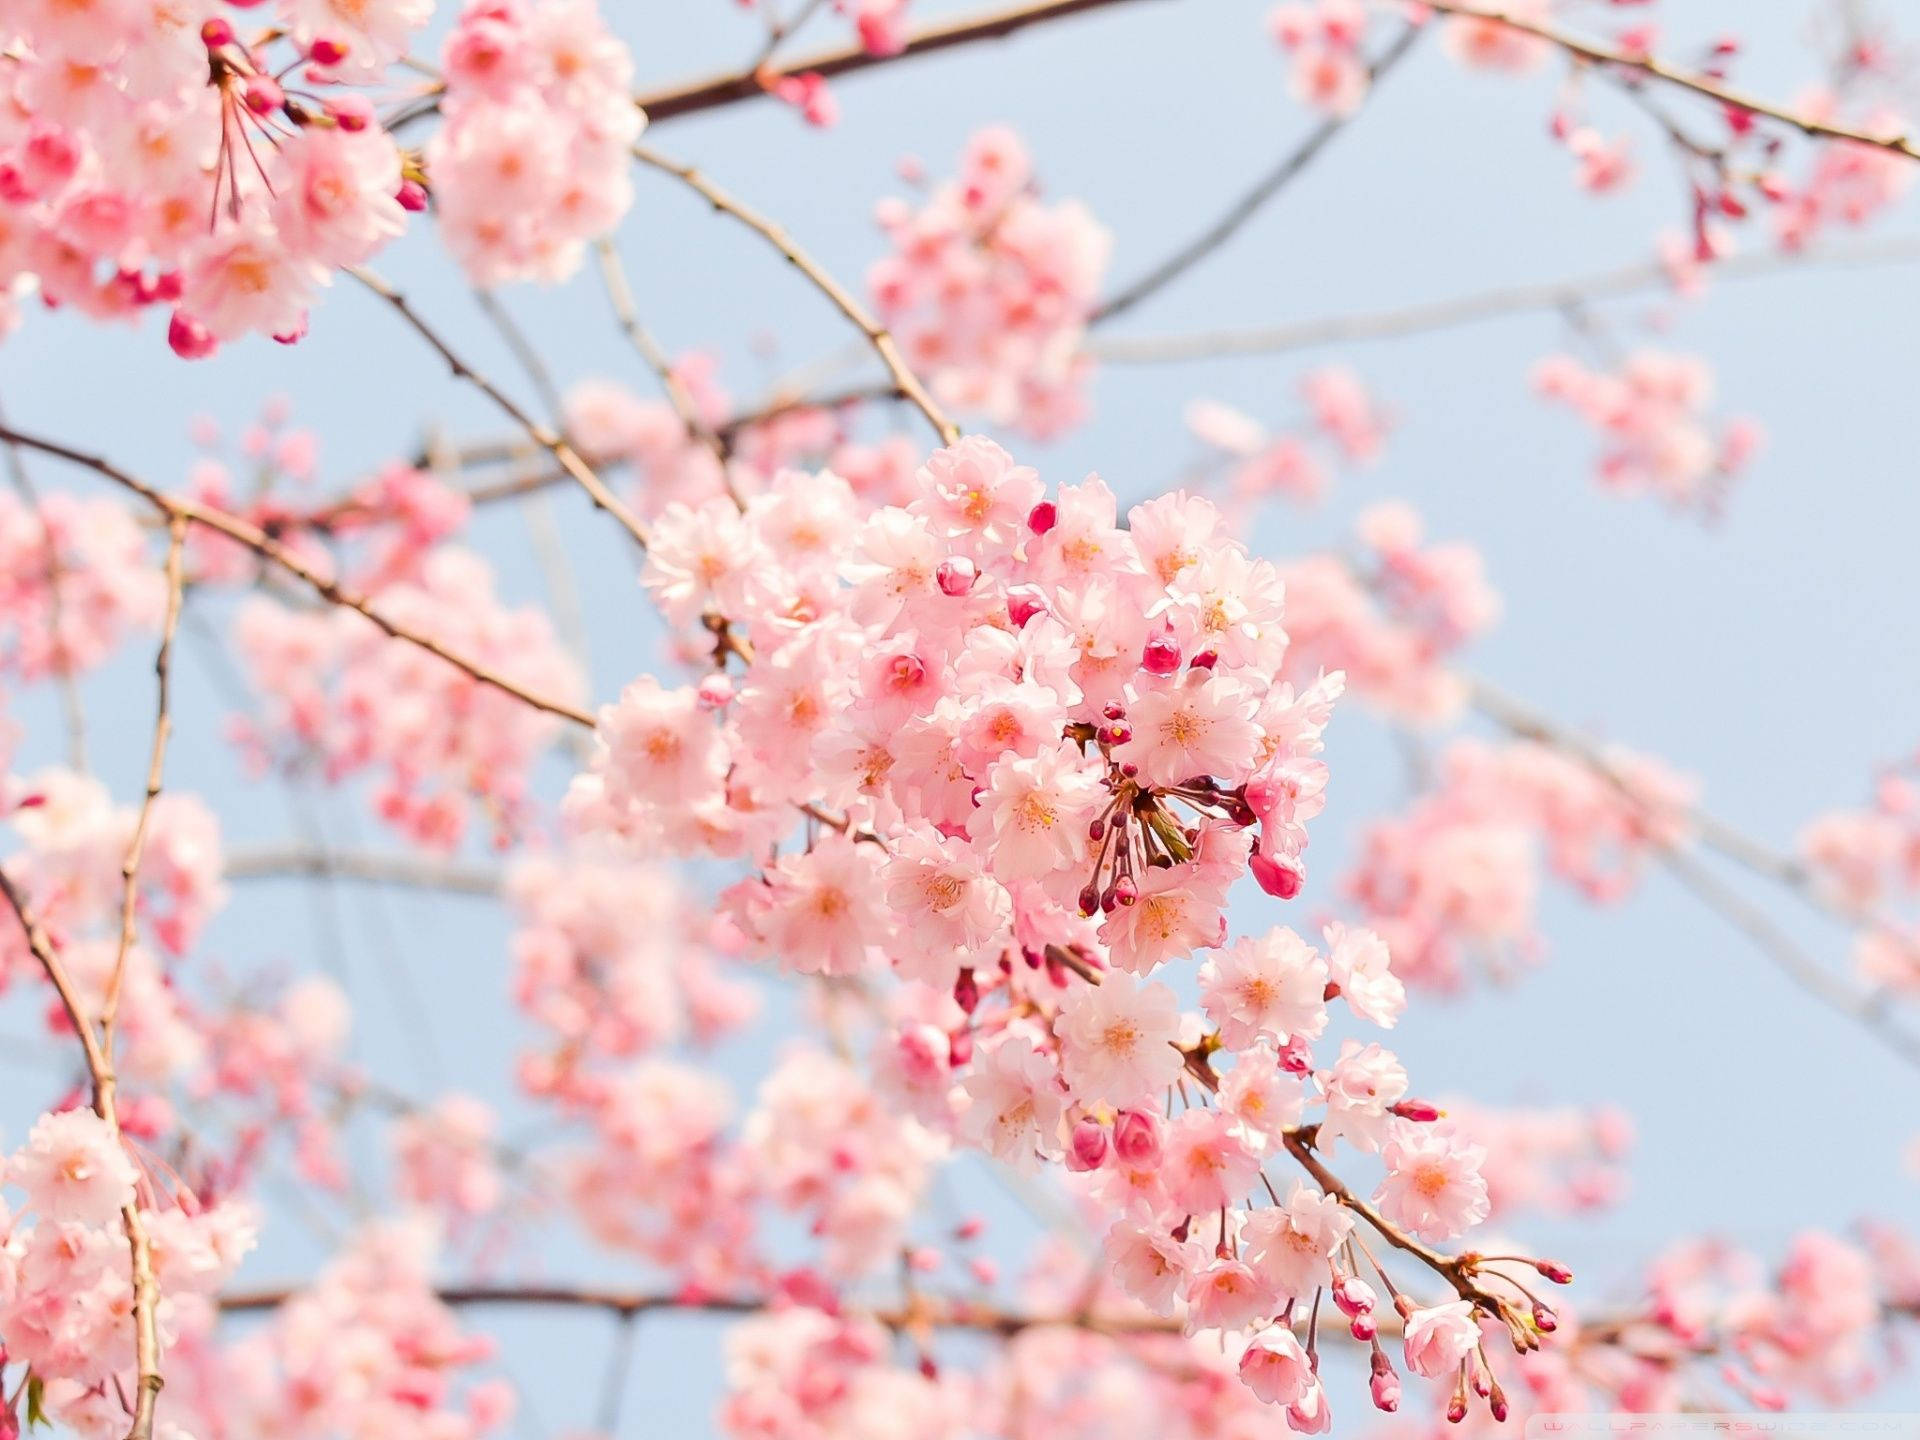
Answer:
1390 1098 1441 1122
1249 848 1303 899
242 74 284 115
308 35 349 65
1026 500 1057 534
1370 1368 1401 1412
397 179 429 212
1532 1302 1558 1333
936 557 976 596
953 967 979 1014
1349 1312 1377 1341
167 310 217 361
328 93 375 132
1534 1258 1574 1284
1111 1107 1163 1166
200 16 234 47
1006 586 1046 627
1189 648 1218 670
1067 1118 1109 1171
1333 1275 1377 1317
696 674 734 709
1141 633 1181 675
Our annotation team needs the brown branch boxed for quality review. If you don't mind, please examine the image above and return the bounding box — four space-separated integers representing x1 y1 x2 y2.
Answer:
101 518 186 1041
346 267 653 552
1416 1 1920 163
0 425 596 729
1093 22 1423 323
635 0 1163 123
590 235 744 507
631 143 961 448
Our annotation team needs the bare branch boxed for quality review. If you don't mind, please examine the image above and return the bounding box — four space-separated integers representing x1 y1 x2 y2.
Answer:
631 143 962 448
1093 23 1423 323
223 845 504 897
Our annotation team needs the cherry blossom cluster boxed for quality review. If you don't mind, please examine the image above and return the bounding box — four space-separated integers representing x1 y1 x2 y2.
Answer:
870 130 1112 437
1800 748 1920 995
1278 503 1501 724
230 544 582 851
1534 350 1763 514
1345 738 1695 988
429 0 644 286
1185 366 1391 513
0 488 163 681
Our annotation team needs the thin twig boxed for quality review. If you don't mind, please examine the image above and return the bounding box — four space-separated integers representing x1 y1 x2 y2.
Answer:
347 267 653 551
0 425 595 728
1093 233 1920 363
1093 23 1422 323
1415 1 1920 163
101 518 187 1041
0 398 88 770
631 143 961 447
591 236 744 506
223 844 505 896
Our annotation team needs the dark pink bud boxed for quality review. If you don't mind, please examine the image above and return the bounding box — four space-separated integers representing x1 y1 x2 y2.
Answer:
936 557 976 596
1489 1385 1509 1423
1188 648 1218 670
1447 1395 1468 1425
200 16 234 46
1111 1108 1163 1166
1006 586 1046 627
1141 633 1181 675
947 1029 973 1068
1077 884 1099 917
1067 1118 1109 1171
1390 1098 1441 1122
1026 501 1057 534
328 93 375 131
1249 848 1303 899
1534 1258 1574 1284
1087 817 1106 842
1111 876 1137 907
308 35 349 65
1277 1036 1313 1073
1101 701 1126 721
397 179 429 212
167 310 216 360
1102 721 1131 746
1349 1312 1377 1341
242 74 284 115
953 967 979 1014
1532 1303 1558 1333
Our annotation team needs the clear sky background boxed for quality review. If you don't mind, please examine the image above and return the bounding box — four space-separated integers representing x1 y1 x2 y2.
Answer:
2 0 1918 1432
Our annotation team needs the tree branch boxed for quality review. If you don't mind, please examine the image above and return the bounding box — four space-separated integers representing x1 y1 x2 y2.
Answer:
1093 23 1423 323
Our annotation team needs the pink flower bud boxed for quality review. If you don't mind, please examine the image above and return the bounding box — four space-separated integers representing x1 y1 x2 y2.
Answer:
1141 633 1181 674
1532 1303 1558 1333
1111 1107 1163 1166
1188 648 1218 670
200 17 234 47
1371 1369 1401 1411
328 93 375 131
936 557 976 596
1277 1036 1314 1073
1390 1098 1441 1122
242 75 284 116
167 310 217 360
696 674 734 709
1250 848 1303 899
1067 1118 1109 1171
1026 500 1057 534
1349 1312 1378 1340
1333 1276 1377 1317
1534 1258 1574 1284
1006 586 1046 627
308 35 349 65
953 967 979 1014
397 179 429 212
